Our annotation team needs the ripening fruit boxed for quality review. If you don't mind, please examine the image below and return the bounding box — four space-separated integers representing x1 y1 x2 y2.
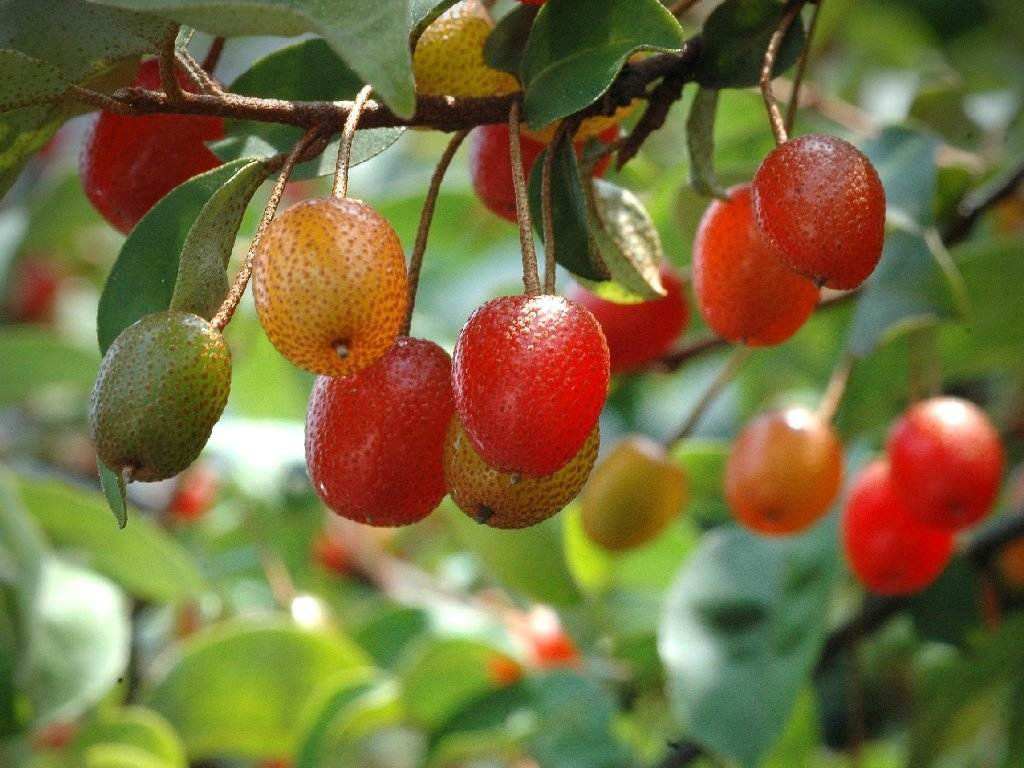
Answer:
413 0 520 98
81 60 224 234
469 123 615 222
843 460 953 596
312 531 352 575
444 417 598 528
726 407 843 536
566 265 689 373
89 311 231 482
752 133 886 290
521 606 581 669
168 464 219 522
305 337 453 526
693 184 819 346
886 397 1004 531
252 197 408 377
452 294 609 476
522 102 638 144
580 435 688 551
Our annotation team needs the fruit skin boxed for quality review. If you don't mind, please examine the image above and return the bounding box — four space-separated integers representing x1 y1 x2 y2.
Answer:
413 0 520 98
305 337 453 527
693 183 819 346
886 397 1004 530
581 435 688 551
89 311 231 483
80 60 224 234
842 460 953 596
566 265 689 373
726 407 843 536
752 133 886 290
452 294 609 476
444 417 598 529
253 197 408 378
469 123 615 223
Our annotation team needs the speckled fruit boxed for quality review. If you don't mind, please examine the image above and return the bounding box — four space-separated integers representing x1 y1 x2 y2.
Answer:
81 60 224 234
452 294 609 476
843 460 953 596
522 102 637 144
726 407 843 536
305 337 453 527
693 184 820 346
469 123 615 222
444 417 598 528
413 0 520 98
752 133 886 290
566 265 689 373
581 435 688 551
252 197 408 377
89 311 231 482
886 397 1004 531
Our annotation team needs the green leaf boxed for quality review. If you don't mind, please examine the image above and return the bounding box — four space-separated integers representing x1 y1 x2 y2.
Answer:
861 125 939 226
0 104 67 198
409 0 460 42
527 138 609 282
484 4 538 76
14 474 204 603
27 557 130 726
846 228 960 358
443 501 581 606
399 638 502 729
96 158 259 353
0 327 99 406
588 178 665 300
83 744 175 768
217 39 405 179
659 516 840 767
695 0 806 89
294 669 379 768
169 158 267 319
671 439 731 528
520 0 684 129
97 461 128 530
146 621 371 759
686 87 728 199
87 0 416 117
0 50 68 112
74 707 187 768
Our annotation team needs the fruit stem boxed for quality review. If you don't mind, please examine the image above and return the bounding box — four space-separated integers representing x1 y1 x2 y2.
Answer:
664 345 753 447
817 353 854 423
176 49 223 96
784 0 824 135
202 37 226 75
508 102 541 296
541 122 570 295
404 129 469 335
332 84 374 199
159 26 185 104
759 0 805 145
211 126 322 333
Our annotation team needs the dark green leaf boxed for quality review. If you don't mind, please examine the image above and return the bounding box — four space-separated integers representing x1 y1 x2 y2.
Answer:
96 158 258 353
0 327 99 406
293 669 379 768
588 178 665 300
410 0 461 42
686 87 728 198
484 4 538 76
87 0 416 116
861 125 939 226
695 0 806 89
907 557 983 647
97 461 128 530
0 105 66 197
520 0 684 129
0 50 68 112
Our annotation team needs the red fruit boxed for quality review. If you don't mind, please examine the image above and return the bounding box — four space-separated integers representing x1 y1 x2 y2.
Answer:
469 123 615 222
452 295 609 476
31 721 77 751
312 532 351 575
566 265 689 373
5 258 60 323
693 184 820 346
168 464 218 522
487 653 525 686
523 606 580 669
752 133 886 290
886 397 1004 531
305 337 454 526
843 460 953 596
81 60 224 234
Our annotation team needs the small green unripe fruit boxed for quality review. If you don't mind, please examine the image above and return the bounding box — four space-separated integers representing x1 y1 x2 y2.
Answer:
89 311 231 482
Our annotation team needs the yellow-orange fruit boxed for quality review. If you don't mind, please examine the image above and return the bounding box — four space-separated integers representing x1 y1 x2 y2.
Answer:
522 101 639 144
252 197 408 377
581 436 688 551
444 417 598 529
413 0 520 98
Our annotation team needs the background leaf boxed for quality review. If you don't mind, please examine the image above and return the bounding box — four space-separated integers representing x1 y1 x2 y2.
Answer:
0 326 99 406
686 87 727 198
588 178 665 300
483 4 538 76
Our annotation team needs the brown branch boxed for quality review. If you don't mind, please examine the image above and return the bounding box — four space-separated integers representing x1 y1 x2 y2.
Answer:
663 345 753 447
943 157 1024 245
760 0 805 145
202 37 225 75
509 102 540 296
159 26 184 103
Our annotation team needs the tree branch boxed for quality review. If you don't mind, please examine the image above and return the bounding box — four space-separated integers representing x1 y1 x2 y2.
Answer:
943 157 1024 245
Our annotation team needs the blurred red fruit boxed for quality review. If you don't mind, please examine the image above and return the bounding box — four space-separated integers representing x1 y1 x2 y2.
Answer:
5 258 60 323
168 464 218 522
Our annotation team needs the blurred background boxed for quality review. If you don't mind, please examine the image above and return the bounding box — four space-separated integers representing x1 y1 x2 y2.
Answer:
2 0 1024 766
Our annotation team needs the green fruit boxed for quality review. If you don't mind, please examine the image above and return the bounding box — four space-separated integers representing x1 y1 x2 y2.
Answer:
89 311 231 482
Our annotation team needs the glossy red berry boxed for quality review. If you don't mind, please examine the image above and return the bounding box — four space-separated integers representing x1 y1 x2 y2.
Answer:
469 123 615 222
452 294 609 476
752 134 886 290
886 397 1004 530
566 265 689 373
843 460 953 596
81 60 224 234
305 337 454 526
693 184 819 346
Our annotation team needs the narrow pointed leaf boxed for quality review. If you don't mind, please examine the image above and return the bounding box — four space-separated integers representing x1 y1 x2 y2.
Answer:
686 87 728 199
97 461 128 530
